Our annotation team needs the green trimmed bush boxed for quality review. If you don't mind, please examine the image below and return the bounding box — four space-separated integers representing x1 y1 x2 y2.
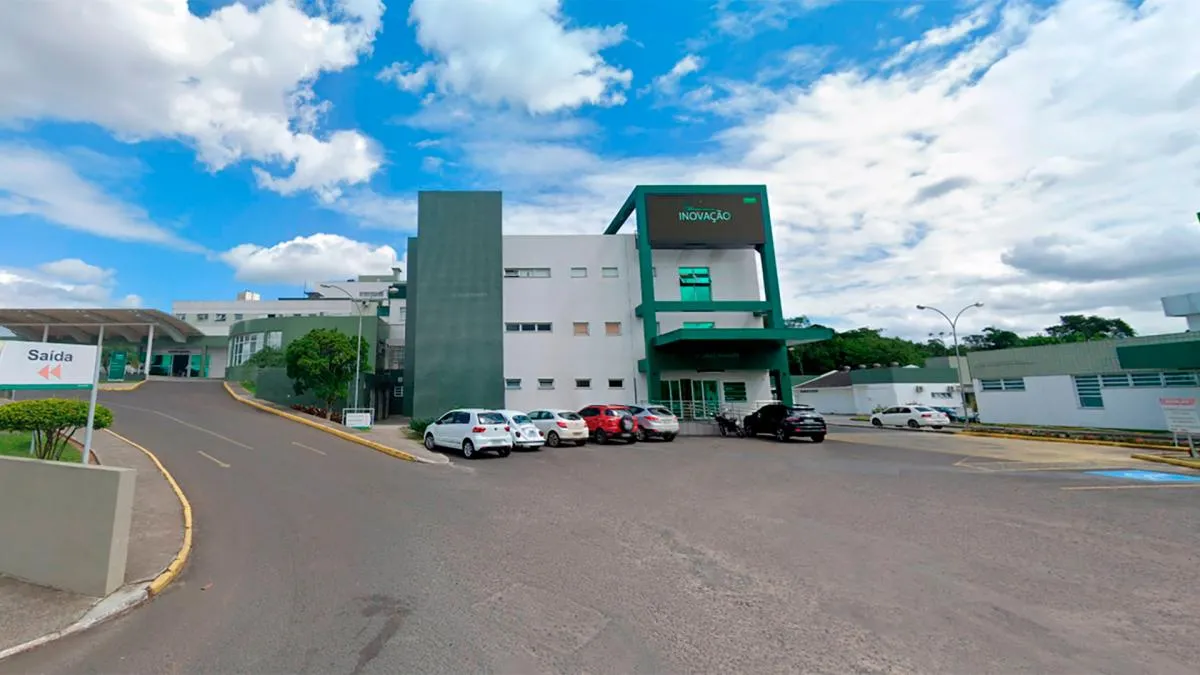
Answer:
0 399 113 461
409 418 435 435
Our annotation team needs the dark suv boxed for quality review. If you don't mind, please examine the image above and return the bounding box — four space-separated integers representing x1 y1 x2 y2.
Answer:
578 405 640 444
743 403 826 443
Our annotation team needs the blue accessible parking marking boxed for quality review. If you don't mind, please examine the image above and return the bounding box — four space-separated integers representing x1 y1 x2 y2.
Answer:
1086 470 1200 483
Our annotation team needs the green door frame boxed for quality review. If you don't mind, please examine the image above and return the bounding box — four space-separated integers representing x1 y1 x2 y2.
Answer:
608 185 795 406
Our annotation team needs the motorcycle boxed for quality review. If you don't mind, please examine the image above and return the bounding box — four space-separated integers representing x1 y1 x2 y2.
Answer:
715 410 744 438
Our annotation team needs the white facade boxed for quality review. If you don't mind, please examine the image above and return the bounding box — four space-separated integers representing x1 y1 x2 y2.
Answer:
794 383 961 415
499 234 771 412
975 373 1199 431
172 298 358 337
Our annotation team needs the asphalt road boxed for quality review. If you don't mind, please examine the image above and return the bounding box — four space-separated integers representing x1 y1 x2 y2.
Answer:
4 381 1199 674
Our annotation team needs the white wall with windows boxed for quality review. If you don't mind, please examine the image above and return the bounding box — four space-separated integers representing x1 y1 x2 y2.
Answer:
174 298 356 336
500 234 770 413
794 383 961 415
974 371 1200 430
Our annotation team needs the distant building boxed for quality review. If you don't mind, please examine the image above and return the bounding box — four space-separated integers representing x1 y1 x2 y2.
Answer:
792 365 962 415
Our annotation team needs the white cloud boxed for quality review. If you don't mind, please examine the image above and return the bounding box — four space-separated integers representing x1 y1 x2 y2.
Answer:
452 0 1200 339
645 55 704 96
220 233 400 284
384 0 632 114
897 5 923 21
0 259 141 308
327 189 418 230
883 2 996 69
0 145 201 250
0 0 384 200
712 0 839 39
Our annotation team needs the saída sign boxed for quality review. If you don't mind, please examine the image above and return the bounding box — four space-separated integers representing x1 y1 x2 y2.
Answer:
644 193 766 247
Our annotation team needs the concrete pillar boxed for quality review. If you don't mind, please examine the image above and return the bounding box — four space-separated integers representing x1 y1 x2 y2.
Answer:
144 324 155 378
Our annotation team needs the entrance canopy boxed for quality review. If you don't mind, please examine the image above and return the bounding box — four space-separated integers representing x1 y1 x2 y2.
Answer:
0 308 201 344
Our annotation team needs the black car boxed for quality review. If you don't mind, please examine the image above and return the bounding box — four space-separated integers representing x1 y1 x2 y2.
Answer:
743 403 826 443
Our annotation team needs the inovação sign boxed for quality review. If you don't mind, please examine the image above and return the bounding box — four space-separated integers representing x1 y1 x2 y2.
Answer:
644 192 766 247
678 206 734 223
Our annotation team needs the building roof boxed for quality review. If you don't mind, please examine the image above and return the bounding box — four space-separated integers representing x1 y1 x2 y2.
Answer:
0 308 202 344
793 370 853 389
966 331 1200 380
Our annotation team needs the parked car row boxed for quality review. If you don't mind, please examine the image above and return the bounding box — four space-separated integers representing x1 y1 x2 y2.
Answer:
422 404 681 458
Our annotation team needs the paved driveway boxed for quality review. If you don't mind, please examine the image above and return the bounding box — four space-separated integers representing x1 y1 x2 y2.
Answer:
5 386 1197 674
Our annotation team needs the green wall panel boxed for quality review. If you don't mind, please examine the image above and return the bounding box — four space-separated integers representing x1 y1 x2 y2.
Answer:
407 191 505 420
401 236 419 416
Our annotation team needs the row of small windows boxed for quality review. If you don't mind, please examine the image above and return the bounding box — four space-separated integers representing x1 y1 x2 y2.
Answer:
505 378 625 390
504 267 620 278
978 378 1026 392
505 321 625 336
504 265 714 302
1072 371 1200 410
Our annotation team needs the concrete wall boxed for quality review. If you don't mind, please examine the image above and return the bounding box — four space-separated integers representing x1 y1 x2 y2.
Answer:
794 383 962 415
975 374 1199 430
0 457 135 596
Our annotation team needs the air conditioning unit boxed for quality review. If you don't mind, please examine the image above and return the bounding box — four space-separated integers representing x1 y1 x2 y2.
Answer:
914 385 924 392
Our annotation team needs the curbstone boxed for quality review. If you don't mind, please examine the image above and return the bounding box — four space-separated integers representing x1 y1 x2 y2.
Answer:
221 382 438 464
961 430 1182 452
1130 453 1200 471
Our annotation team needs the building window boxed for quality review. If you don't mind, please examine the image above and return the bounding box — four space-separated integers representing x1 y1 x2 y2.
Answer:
608 378 624 389
506 322 552 333
538 378 555 390
573 322 589 336
979 378 1024 392
233 313 244 321
1164 372 1198 387
265 331 283 349
229 332 265 367
505 322 519 332
605 321 622 336
175 313 186 320
1130 372 1163 387
504 267 551 278
601 266 619 278
683 321 715 329
1073 375 1104 408
679 267 712 302
505 378 522 390
393 385 403 398
215 313 227 322
196 313 210 321
570 267 588 278
377 305 390 317
575 378 591 388
1100 374 1131 387
722 381 748 402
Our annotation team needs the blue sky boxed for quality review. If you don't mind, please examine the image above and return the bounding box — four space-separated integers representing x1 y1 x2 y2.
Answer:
2 0 1197 339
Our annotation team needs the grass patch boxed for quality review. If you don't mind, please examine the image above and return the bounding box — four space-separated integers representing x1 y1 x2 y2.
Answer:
0 431 82 462
241 380 257 395
983 423 1167 435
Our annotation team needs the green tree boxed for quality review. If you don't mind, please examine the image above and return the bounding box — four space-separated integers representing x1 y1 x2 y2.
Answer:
284 329 368 418
1045 314 1137 342
0 399 114 461
245 346 286 368
962 326 1024 351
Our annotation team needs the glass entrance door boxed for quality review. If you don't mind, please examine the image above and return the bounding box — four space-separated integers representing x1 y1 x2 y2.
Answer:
691 379 719 419
660 379 719 419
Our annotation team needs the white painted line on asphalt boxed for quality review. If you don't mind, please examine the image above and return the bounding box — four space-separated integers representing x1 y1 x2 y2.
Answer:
197 450 230 468
292 441 327 455
1061 483 1200 491
102 401 255 450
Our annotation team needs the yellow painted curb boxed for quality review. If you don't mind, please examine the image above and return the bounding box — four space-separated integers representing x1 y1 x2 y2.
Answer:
221 382 424 463
99 380 147 392
961 430 1182 452
105 429 193 597
1130 453 1200 471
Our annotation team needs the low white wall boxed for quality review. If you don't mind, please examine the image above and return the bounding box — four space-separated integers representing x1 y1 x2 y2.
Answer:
0 456 136 596
793 387 856 414
975 374 1200 430
795 383 962 414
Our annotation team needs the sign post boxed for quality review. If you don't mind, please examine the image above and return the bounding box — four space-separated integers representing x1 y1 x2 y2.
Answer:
107 351 127 382
1158 397 1200 458
0 338 101 463
342 408 374 431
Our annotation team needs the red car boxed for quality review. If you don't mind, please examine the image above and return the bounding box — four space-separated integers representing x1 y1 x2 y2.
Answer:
577 404 640 444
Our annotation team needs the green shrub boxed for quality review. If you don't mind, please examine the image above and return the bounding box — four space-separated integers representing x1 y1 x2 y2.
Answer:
409 417 435 435
241 379 257 394
0 399 114 461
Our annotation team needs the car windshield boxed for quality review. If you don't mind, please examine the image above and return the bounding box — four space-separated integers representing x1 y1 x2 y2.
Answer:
558 412 582 421
511 414 532 425
477 412 505 424
913 407 935 412
648 407 674 417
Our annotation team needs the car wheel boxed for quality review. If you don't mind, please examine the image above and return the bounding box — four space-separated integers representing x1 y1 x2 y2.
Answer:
744 422 754 436
498 446 512 457
424 434 436 450
627 436 638 444
719 425 728 437
871 418 883 427
574 440 587 447
635 428 646 442
663 434 676 442
931 425 944 430
907 419 920 429
811 433 826 443
547 431 560 447
462 439 476 459
775 427 788 442
595 429 608 445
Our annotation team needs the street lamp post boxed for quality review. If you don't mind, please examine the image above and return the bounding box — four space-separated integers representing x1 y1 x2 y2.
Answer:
917 302 983 426
320 284 365 411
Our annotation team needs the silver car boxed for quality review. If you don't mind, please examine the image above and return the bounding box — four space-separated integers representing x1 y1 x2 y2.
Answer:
627 405 680 442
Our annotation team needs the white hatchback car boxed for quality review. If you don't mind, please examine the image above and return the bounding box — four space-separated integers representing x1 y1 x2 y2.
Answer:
526 409 589 447
870 405 951 430
424 409 513 458
497 410 545 450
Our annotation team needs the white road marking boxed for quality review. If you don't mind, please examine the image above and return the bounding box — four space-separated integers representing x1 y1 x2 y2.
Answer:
102 401 254 450
1062 483 1200 491
197 451 230 468
292 441 326 455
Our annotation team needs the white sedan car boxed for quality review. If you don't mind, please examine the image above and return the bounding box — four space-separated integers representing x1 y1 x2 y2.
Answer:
423 408 513 458
870 405 951 430
497 409 545 450
526 409 589 447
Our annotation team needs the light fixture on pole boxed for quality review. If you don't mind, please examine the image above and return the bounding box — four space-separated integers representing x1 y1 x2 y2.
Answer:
320 283 364 411
916 302 983 425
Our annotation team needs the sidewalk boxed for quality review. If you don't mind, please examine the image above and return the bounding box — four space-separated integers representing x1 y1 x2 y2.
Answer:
224 383 449 464
0 431 184 656
824 414 960 434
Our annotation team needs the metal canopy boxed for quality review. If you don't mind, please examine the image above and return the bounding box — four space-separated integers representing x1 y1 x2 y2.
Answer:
0 308 202 344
